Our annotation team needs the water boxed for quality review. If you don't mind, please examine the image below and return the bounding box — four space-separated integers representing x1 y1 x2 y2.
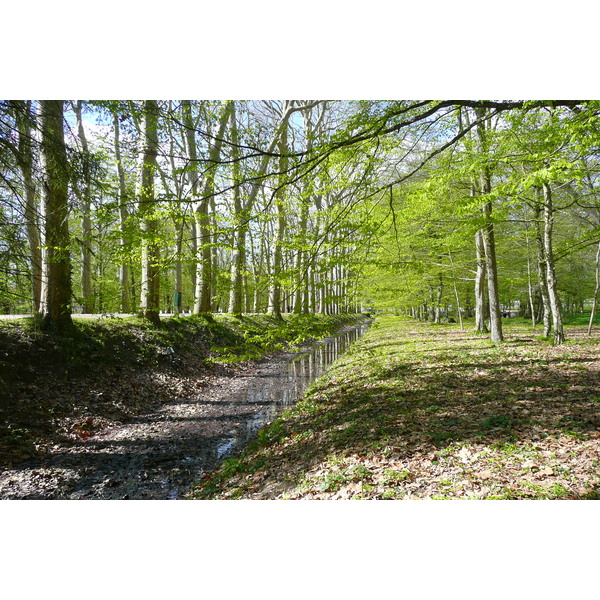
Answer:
0 321 369 500
212 322 369 462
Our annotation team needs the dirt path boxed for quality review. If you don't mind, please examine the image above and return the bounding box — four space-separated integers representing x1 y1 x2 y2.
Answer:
0 352 299 499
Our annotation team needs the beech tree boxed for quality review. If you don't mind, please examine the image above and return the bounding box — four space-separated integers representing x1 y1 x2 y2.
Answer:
9 101 42 312
111 102 134 313
474 107 503 342
192 100 232 314
72 100 95 313
2 98 600 343
38 100 73 333
136 100 160 324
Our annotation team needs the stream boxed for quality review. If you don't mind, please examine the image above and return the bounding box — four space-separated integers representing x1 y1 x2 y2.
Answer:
0 321 369 500
214 322 369 462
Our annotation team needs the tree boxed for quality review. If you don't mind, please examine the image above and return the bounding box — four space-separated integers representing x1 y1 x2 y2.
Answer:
266 101 291 319
110 103 134 312
9 100 42 312
227 101 247 315
38 100 73 333
137 100 160 324
474 107 503 342
3 98 599 327
182 100 233 314
72 100 94 313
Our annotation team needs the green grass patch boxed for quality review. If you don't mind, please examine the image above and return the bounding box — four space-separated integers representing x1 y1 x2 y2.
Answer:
188 315 600 500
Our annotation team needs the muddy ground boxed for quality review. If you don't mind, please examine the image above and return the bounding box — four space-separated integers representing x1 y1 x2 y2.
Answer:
0 350 300 499
1 318 367 499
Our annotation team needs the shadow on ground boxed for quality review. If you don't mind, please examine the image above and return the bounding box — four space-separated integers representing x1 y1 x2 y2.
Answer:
190 319 600 499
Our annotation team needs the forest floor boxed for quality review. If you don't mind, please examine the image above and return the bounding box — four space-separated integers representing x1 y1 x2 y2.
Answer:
189 316 600 499
0 313 360 499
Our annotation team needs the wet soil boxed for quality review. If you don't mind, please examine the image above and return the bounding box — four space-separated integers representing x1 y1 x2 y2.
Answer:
0 324 367 499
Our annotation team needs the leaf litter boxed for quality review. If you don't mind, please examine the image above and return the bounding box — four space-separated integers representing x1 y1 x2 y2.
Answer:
189 317 600 500
0 316 364 499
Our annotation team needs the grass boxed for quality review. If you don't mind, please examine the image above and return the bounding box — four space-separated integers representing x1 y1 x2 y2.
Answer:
0 312 362 383
188 315 600 500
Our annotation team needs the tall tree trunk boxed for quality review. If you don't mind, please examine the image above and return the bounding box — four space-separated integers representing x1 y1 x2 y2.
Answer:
228 226 247 315
210 195 219 310
267 127 288 319
524 225 537 329
137 100 160 325
112 107 132 312
38 100 73 334
191 101 233 314
448 249 464 329
162 101 185 315
73 101 94 313
243 270 250 313
174 225 184 314
227 104 249 315
11 101 42 312
292 107 320 314
293 199 309 314
309 262 316 312
181 101 200 312
481 203 503 342
587 240 600 336
434 272 443 323
189 220 197 306
474 229 488 332
475 107 503 342
542 181 565 344
533 197 552 336
459 109 486 333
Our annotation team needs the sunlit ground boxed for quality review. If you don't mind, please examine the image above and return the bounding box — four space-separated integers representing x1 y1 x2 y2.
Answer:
190 316 600 499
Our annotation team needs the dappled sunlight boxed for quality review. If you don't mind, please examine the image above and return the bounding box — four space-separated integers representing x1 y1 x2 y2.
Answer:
0 317 367 498
191 316 600 500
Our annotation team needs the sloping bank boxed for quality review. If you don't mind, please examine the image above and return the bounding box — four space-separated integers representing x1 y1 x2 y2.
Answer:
0 313 362 467
188 315 600 500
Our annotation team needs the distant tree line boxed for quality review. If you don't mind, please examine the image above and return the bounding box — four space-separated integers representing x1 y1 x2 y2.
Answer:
0 99 598 343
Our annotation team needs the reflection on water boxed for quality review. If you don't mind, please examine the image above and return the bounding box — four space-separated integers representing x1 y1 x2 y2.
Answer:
214 322 369 461
0 321 370 500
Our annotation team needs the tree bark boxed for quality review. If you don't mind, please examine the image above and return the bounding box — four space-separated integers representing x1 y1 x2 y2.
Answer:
587 240 600 336
292 199 309 314
180 101 200 306
228 103 248 315
532 195 552 336
267 117 288 319
474 230 488 332
38 100 73 334
434 273 444 323
10 101 42 313
542 182 565 344
475 107 503 342
192 101 232 314
137 100 160 325
73 101 94 313
161 102 188 315
524 225 537 329
112 107 132 312
448 249 464 329
292 107 319 314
